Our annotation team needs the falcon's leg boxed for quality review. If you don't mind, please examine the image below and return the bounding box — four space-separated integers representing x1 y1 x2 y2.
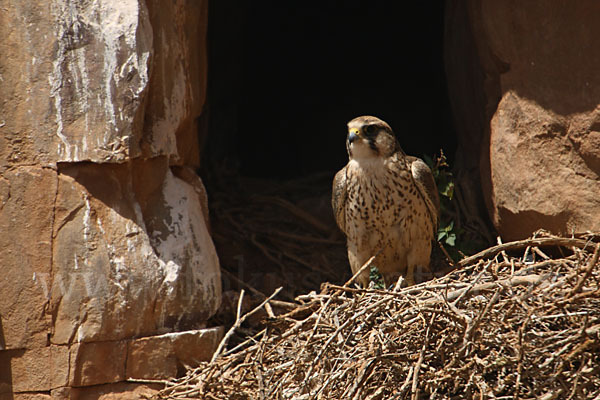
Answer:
404 265 416 287
406 240 433 286
347 247 371 287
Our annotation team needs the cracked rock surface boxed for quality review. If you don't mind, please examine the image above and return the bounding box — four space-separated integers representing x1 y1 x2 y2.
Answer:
0 0 220 396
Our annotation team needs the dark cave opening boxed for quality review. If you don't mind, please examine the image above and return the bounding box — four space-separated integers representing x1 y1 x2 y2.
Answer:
206 1 457 178
202 2 464 309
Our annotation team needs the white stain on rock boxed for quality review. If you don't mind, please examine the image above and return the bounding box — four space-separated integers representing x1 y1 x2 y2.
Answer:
51 169 221 344
48 0 152 162
48 4 69 159
152 170 221 321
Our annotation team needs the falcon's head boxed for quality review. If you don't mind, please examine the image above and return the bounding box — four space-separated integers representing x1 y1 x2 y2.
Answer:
346 116 400 160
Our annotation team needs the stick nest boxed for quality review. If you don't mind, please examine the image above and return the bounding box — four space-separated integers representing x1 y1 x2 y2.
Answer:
155 232 600 399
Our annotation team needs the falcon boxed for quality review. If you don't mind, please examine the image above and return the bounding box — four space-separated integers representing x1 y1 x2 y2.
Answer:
332 116 439 287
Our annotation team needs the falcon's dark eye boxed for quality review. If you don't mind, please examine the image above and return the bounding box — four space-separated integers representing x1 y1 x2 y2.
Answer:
363 125 377 137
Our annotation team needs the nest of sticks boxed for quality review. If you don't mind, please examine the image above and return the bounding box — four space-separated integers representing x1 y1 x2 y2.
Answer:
153 232 600 399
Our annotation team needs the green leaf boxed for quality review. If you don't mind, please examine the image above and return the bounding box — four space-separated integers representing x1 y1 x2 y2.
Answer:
441 181 454 199
446 233 456 247
369 265 385 289
438 231 447 241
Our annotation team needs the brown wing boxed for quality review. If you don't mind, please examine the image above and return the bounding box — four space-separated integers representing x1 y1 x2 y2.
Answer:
407 156 440 233
332 166 348 233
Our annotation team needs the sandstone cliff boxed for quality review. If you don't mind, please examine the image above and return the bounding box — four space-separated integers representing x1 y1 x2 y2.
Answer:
0 0 221 398
446 0 600 240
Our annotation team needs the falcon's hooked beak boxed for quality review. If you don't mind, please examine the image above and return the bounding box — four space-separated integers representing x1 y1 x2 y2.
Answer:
348 127 361 144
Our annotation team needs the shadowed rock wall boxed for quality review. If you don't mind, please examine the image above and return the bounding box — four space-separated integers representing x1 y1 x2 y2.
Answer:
446 0 600 240
0 0 221 398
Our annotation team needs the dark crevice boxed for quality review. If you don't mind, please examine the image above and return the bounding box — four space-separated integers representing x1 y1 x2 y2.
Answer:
205 1 456 179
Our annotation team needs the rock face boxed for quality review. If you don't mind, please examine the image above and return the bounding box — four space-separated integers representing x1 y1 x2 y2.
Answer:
446 0 600 240
0 0 221 397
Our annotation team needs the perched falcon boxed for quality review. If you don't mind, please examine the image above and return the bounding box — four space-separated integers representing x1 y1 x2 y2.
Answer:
332 116 439 287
